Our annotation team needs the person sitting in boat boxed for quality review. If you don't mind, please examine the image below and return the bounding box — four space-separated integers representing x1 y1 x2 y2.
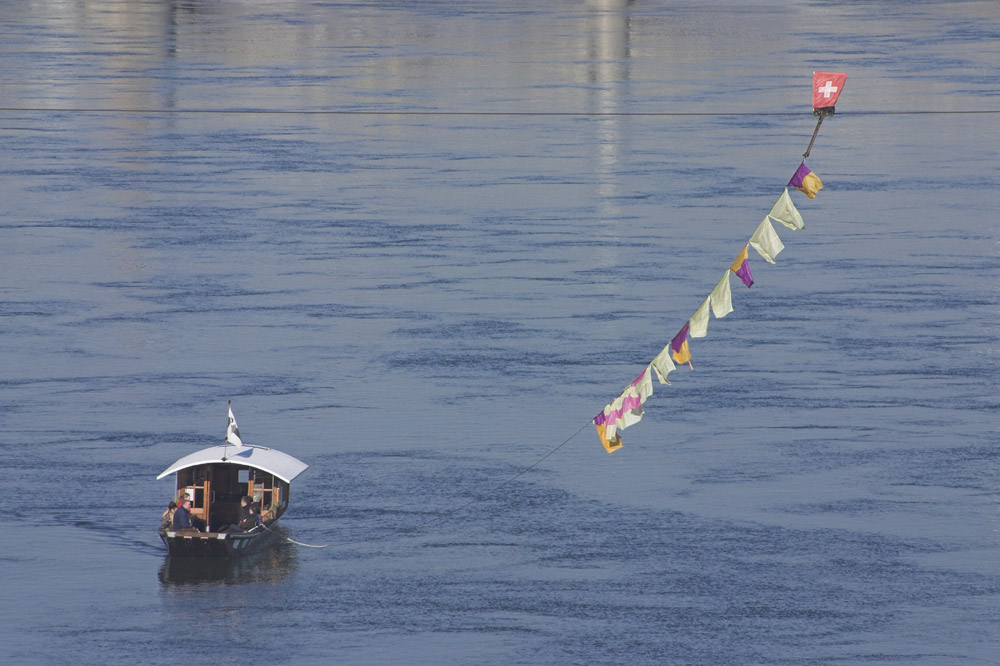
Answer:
239 504 261 532
219 496 253 532
239 496 253 522
160 501 177 529
173 498 205 531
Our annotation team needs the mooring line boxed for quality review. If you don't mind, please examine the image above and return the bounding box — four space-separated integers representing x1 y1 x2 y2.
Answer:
258 522 329 548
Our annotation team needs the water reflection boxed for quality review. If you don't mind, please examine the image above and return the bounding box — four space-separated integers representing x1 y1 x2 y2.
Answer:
587 0 632 225
158 541 297 586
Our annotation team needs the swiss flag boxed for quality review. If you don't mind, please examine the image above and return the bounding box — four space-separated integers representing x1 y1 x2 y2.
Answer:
812 72 847 109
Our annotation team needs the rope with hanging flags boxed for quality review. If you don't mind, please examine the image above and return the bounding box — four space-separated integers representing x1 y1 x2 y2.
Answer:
591 71 845 454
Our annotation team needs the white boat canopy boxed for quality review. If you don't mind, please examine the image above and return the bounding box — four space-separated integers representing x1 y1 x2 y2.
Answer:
157 444 309 484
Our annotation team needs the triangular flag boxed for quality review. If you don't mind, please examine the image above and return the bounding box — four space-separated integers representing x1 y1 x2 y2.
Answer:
729 244 754 288
709 271 733 318
651 344 675 385
689 297 711 338
768 188 804 230
749 216 784 264
788 162 823 199
593 366 654 453
618 403 645 431
593 414 623 453
226 401 243 446
671 323 692 367
672 339 691 366
632 365 653 404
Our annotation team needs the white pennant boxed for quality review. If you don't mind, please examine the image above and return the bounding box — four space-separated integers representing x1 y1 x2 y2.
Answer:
749 216 785 264
689 297 711 338
768 188 804 231
710 271 733 318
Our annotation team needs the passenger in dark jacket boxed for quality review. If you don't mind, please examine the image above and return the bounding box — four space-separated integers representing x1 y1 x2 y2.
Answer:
220 496 253 533
174 498 207 531
173 499 193 529
238 496 252 523
239 505 260 531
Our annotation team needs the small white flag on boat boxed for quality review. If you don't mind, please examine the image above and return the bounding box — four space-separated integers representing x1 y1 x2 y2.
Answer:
226 401 243 446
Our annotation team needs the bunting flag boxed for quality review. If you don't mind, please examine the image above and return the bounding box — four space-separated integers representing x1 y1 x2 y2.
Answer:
729 244 754 288
593 366 654 453
650 344 676 385
593 415 622 453
631 365 653 403
749 217 784 264
768 188 804 230
226 401 243 446
689 297 711 338
671 323 692 367
788 162 823 199
812 71 847 110
709 271 734 318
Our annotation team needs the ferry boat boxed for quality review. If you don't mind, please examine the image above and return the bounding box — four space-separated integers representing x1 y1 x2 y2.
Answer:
156 403 308 558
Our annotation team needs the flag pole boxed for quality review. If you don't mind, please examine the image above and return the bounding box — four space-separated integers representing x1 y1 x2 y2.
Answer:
803 107 834 159
222 400 231 461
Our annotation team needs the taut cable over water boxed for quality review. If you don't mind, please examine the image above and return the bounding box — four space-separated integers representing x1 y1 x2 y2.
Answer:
316 420 594 550
0 106 995 117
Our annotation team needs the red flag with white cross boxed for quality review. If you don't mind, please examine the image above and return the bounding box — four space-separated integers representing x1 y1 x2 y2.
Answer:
812 72 847 110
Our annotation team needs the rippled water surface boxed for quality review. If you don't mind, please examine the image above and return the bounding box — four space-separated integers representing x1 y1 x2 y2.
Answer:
1 1 998 664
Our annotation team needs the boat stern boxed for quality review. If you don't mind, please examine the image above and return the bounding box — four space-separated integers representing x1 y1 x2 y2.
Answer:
159 528 276 558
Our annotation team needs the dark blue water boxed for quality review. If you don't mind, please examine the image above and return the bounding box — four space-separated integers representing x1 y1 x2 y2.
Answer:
1 1 998 664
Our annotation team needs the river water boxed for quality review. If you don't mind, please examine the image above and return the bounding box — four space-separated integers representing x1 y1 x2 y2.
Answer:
1 1 998 664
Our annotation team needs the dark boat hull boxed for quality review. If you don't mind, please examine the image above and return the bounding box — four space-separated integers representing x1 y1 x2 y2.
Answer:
159 524 280 558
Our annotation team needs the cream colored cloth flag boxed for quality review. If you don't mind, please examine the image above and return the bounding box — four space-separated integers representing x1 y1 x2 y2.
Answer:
768 188 804 231
601 366 653 440
749 216 785 264
689 297 711 338
709 271 733 318
650 344 676 385
634 365 653 403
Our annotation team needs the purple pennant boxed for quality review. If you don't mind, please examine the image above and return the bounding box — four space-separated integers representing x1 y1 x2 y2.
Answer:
787 161 811 189
671 322 690 352
733 260 754 288
730 244 755 288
